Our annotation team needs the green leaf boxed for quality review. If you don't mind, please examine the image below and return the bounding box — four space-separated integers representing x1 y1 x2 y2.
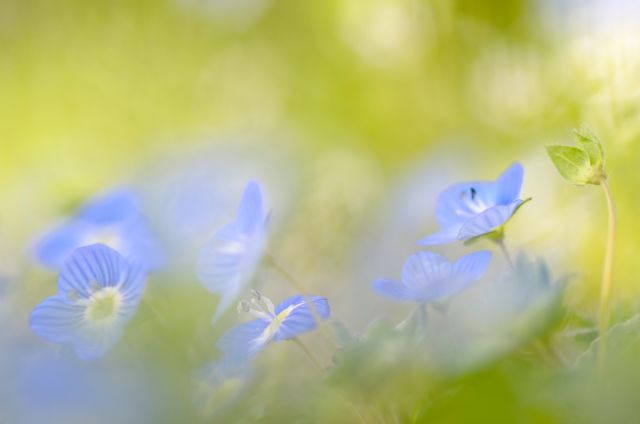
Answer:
574 126 604 167
546 145 592 185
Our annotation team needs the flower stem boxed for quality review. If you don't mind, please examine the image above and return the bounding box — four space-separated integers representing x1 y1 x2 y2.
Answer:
495 237 514 269
597 178 616 373
292 337 323 372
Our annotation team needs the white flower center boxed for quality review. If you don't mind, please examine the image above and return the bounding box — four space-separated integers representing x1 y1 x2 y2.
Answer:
84 286 122 323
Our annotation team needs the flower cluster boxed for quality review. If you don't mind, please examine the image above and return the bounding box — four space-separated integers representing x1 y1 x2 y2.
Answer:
27 162 531 416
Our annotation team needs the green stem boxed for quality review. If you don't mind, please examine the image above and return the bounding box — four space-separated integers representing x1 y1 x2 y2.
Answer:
496 237 514 270
291 337 323 372
597 178 616 373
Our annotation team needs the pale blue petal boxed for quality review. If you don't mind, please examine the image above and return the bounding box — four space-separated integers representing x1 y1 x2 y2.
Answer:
58 244 128 298
418 224 462 246
493 162 523 205
29 296 86 344
116 261 147 322
401 251 450 289
33 222 89 268
73 324 124 361
236 181 266 234
457 200 522 240
372 279 411 301
452 250 492 282
274 295 329 318
198 220 266 321
79 188 141 225
273 295 330 341
216 319 271 360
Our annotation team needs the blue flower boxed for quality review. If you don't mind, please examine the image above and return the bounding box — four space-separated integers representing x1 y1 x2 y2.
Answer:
34 188 164 270
373 251 491 303
216 292 330 362
197 181 269 322
29 244 147 361
419 162 526 245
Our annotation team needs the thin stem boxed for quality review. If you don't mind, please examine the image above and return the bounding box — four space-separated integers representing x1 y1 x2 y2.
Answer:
266 253 338 349
597 178 616 373
291 337 323 372
496 237 515 270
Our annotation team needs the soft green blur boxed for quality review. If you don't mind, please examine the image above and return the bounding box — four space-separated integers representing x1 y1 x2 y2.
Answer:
2 0 640 422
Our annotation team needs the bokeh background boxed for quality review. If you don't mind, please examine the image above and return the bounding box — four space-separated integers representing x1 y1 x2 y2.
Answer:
2 0 640 422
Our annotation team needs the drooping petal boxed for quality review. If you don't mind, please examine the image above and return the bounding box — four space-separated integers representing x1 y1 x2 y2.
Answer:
79 188 141 225
236 181 266 234
456 200 522 240
216 319 271 361
493 162 523 205
58 244 129 298
198 222 266 322
29 295 86 344
418 224 462 246
272 295 330 341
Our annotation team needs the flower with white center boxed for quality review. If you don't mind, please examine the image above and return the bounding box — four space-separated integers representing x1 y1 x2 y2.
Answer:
29 244 147 361
197 181 269 322
419 162 527 245
216 291 330 363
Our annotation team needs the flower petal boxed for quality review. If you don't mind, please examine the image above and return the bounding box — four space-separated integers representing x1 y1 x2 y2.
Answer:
73 324 124 361
401 251 450 288
216 319 271 361
418 224 462 246
33 222 88 269
198 221 266 322
457 200 522 240
58 244 129 298
272 295 330 341
493 162 523 205
29 295 86 344
79 188 141 225
440 250 492 296
453 250 492 281
372 279 411 301
236 181 266 234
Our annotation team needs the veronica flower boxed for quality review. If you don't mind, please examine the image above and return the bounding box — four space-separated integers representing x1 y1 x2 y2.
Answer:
217 292 330 363
373 251 491 303
34 188 164 270
419 162 526 245
29 244 146 361
198 181 269 322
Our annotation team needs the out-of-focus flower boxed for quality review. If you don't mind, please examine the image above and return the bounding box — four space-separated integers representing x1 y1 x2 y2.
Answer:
372 251 491 303
198 181 269 322
419 163 526 245
34 188 165 270
217 292 330 363
29 244 146 361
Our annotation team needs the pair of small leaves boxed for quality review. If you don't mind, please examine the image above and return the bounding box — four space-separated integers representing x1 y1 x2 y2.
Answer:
546 126 606 186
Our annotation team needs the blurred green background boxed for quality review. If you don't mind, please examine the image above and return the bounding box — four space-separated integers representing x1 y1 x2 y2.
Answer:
2 1 640 421
2 0 639 308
